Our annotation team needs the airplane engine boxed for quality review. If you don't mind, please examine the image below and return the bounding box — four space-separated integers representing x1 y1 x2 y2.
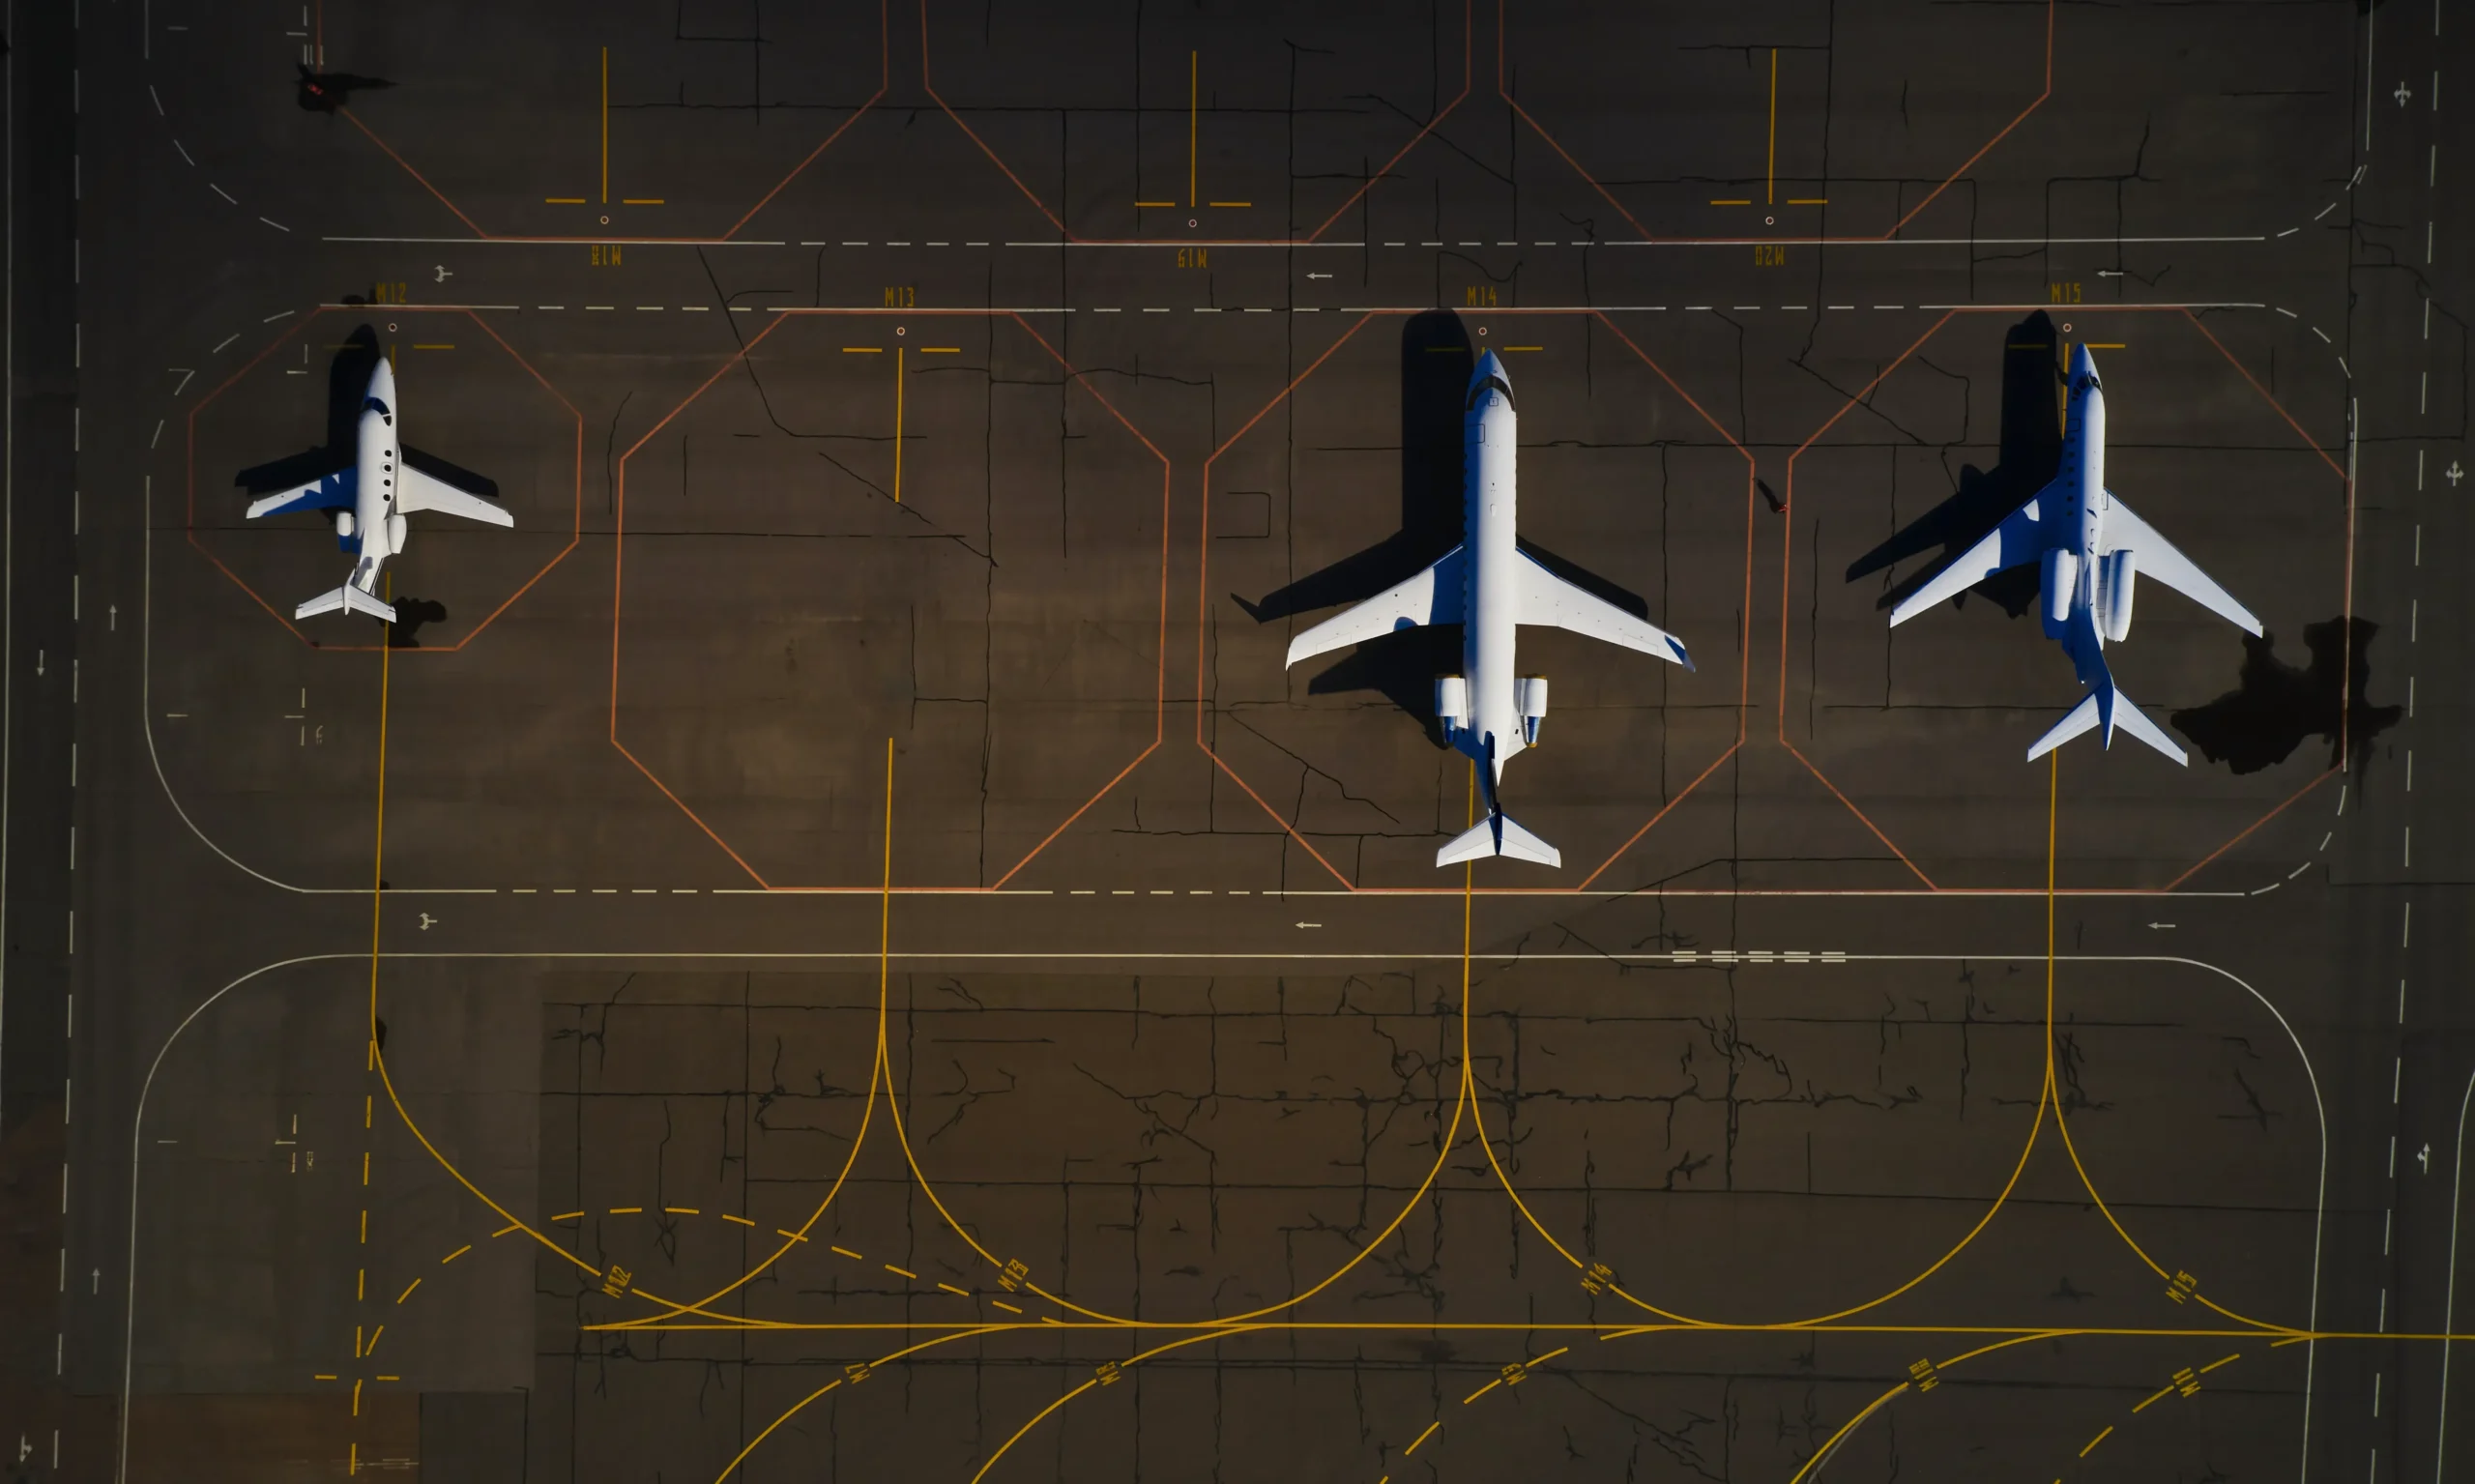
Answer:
386 513 409 553
1516 677 1548 746
2094 548 2136 643
2040 548 2079 638
332 510 356 538
1434 676 1470 733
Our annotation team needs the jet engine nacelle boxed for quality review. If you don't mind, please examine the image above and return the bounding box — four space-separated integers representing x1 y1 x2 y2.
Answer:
2093 548 2136 643
1434 675 1470 733
333 510 357 538
2040 548 2079 638
1515 677 1548 746
386 513 409 553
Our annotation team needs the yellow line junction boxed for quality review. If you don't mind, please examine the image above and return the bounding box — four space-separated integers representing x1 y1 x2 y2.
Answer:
335 660 2457 1483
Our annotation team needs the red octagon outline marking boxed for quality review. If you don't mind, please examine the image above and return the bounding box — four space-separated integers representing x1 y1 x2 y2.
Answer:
1498 0 2055 244
926 0 2053 247
607 309 1173 890
328 0 889 243
1196 309 1756 892
1777 306 2356 892
185 306 585 654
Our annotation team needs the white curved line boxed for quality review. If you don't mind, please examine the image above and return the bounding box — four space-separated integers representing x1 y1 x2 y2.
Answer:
118 952 345 1483
2434 1064 2475 1482
140 478 482 894
111 949 2329 1484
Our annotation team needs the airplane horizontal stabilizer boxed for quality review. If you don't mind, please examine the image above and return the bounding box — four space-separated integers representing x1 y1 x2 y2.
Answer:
2099 684 2190 766
2024 693 2101 761
294 585 397 625
1435 811 1562 869
1286 546 1467 667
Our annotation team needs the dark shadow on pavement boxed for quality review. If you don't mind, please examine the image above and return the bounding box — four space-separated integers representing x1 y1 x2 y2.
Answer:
1846 309 2063 619
387 597 450 650
2172 616 2402 775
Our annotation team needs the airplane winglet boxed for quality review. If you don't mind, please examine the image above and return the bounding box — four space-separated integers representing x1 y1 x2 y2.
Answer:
1436 811 1562 868
294 586 397 625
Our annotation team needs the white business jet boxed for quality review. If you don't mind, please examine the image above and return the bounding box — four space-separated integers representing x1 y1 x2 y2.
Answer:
1283 351 1694 868
242 357 512 623
1889 345 2262 763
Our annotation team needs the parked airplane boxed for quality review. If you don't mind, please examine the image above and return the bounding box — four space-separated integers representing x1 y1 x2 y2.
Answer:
1889 345 2261 764
242 357 512 623
1284 350 1694 868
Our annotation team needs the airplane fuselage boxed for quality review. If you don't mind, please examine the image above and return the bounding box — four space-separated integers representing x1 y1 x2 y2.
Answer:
1457 359 1526 783
341 359 407 596
2046 357 2117 689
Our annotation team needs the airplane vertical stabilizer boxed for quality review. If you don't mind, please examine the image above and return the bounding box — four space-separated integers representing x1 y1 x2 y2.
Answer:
1436 811 1562 868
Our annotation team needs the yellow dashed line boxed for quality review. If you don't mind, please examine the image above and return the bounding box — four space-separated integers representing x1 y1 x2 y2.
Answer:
2081 1425 2113 1458
830 1245 862 1260
1404 1421 1441 1454
2132 1384 2173 1413
607 1207 642 1214
364 1324 385 1356
441 1245 471 1265
1461 1379 1499 1405
777 1229 808 1243
490 1223 521 1237
395 1278 421 1304
992 1300 1022 1314
1530 1346 1569 1364
2199 1353 2243 1374
551 1211 583 1223
885 1265 917 1279
938 1282 971 1297
663 1207 699 1215
722 1214 756 1227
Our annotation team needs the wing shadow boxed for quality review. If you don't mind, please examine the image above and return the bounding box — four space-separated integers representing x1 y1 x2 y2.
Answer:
1845 309 2064 618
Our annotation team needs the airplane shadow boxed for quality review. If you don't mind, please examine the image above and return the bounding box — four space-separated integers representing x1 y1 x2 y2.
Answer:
1237 309 1657 745
297 63 393 113
2171 616 2402 775
233 325 500 502
1845 309 2063 617
387 597 451 650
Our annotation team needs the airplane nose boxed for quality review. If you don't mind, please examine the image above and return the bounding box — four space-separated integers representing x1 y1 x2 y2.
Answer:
2072 343 2098 379
1470 348 1508 389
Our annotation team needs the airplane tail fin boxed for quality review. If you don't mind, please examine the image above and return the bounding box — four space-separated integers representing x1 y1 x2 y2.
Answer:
1436 810 1562 869
2024 680 2186 765
294 585 397 624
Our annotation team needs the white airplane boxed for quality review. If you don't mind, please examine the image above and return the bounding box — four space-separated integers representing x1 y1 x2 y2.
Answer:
1283 350 1694 868
1889 345 2261 763
242 357 512 623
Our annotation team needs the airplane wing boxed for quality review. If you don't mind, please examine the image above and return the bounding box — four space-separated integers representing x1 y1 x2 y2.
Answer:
245 468 357 519
395 465 514 528
2103 495 2262 636
1285 545 1465 667
1514 551 1692 671
1887 486 2051 626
